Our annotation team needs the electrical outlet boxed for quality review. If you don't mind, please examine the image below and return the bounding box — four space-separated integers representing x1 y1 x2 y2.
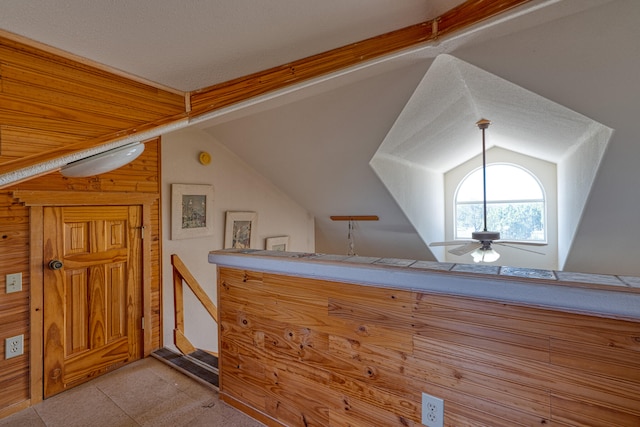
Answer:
6 273 22 293
5 334 24 359
422 392 444 427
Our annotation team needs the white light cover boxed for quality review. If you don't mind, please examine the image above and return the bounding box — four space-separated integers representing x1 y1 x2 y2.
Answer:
61 142 144 177
471 247 500 263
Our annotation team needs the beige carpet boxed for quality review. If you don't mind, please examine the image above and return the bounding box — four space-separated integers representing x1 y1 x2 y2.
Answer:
1 357 264 427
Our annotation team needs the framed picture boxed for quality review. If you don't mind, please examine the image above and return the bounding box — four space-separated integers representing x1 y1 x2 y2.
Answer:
266 236 289 251
171 184 214 240
224 211 258 249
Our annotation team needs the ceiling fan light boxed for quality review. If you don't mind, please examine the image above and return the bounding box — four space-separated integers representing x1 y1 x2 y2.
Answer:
471 246 500 263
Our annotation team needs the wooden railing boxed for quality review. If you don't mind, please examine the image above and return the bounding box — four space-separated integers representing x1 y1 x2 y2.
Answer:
171 254 218 355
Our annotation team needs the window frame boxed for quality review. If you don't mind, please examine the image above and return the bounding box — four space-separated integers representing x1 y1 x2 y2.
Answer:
453 162 548 244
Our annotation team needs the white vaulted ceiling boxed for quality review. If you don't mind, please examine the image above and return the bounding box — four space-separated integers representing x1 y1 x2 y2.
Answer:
3 0 639 275
0 0 462 91
371 54 612 269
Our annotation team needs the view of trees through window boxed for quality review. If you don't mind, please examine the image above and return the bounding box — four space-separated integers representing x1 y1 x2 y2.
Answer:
455 164 546 242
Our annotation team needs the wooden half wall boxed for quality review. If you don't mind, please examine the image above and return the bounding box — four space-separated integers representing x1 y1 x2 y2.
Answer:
0 0 534 416
218 267 640 426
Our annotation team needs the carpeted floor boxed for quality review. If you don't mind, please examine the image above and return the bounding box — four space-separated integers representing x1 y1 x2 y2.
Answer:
0 357 264 427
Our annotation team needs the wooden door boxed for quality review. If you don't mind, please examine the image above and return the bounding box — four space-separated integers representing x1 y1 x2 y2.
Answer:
43 206 143 397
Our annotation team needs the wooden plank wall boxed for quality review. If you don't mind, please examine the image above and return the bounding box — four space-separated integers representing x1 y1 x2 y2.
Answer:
218 267 640 427
0 139 163 413
0 35 170 415
0 34 185 176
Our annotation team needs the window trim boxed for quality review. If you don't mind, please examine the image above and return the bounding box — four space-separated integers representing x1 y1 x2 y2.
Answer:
453 162 548 243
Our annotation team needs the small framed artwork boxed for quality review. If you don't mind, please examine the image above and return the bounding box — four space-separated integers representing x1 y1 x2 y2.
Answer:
171 184 214 240
224 211 258 249
266 236 289 251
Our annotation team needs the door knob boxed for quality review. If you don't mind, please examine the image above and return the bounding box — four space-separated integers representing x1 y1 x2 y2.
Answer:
48 260 64 270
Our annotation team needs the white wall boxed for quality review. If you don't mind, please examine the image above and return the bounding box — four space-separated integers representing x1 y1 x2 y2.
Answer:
370 154 445 259
161 128 315 353
452 0 640 275
557 125 612 269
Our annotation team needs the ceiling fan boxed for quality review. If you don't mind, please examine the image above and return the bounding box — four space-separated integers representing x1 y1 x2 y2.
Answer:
429 119 545 263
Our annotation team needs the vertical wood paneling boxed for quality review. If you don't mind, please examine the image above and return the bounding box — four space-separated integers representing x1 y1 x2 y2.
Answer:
0 193 31 408
66 269 89 355
108 263 125 341
88 265 106 349
28 206 44 405
218 267 640 427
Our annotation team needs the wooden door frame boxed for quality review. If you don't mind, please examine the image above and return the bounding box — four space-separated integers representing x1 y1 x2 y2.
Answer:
15 190 158 405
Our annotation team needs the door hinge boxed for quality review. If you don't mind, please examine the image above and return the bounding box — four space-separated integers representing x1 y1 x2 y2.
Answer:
133 225 145 239
141 317 145 329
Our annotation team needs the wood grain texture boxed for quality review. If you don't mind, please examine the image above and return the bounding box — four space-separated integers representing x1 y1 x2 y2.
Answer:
218 267 640 427
0 36 185 176
0 139 162 413
0 0 529 416
0 1 531 185
0 198 30 411
171 254 219 354
28 207 44 405
189 0 532 118
172 254 218 323
329 216 379 221
43 205 142 397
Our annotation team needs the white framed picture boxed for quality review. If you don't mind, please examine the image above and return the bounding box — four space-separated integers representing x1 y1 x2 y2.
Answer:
266 236 289 251
224 211 258 249
171 184 214 240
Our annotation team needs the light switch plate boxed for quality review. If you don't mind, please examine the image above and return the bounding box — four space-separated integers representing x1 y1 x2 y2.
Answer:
6 273 22 293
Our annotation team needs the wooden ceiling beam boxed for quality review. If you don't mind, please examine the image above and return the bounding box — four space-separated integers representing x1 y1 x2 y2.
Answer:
0 0 532 185
188 0 533 117
330 216 379 221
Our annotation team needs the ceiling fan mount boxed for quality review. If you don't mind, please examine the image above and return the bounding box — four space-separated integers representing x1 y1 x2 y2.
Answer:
472 230 500 242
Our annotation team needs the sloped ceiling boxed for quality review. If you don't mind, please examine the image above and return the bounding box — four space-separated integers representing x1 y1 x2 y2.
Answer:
373 55 607 173
0 0 462 92
371 54 612 270
199 59 436 260
3 0 639 275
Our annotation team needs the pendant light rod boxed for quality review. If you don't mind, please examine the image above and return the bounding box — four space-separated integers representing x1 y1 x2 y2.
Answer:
476 118 491 232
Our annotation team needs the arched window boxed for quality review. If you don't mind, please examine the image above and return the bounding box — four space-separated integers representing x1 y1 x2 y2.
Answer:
455 163 546 242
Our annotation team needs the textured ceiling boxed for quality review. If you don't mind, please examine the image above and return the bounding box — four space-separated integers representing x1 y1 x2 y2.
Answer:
1 0 628 273
0 0 462 91
374 54 606 173
371 54 612 269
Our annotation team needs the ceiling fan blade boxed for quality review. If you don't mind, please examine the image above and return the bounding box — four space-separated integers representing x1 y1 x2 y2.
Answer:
449 242 482 256
498 240 547 247
494 242 545 255
429 240 473 247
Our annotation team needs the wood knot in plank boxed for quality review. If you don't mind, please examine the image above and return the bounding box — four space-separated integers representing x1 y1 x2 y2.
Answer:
365 366 378 378
356 325 370 336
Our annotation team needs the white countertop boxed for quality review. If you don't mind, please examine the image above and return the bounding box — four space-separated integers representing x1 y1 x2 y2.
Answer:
209 249 640 322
